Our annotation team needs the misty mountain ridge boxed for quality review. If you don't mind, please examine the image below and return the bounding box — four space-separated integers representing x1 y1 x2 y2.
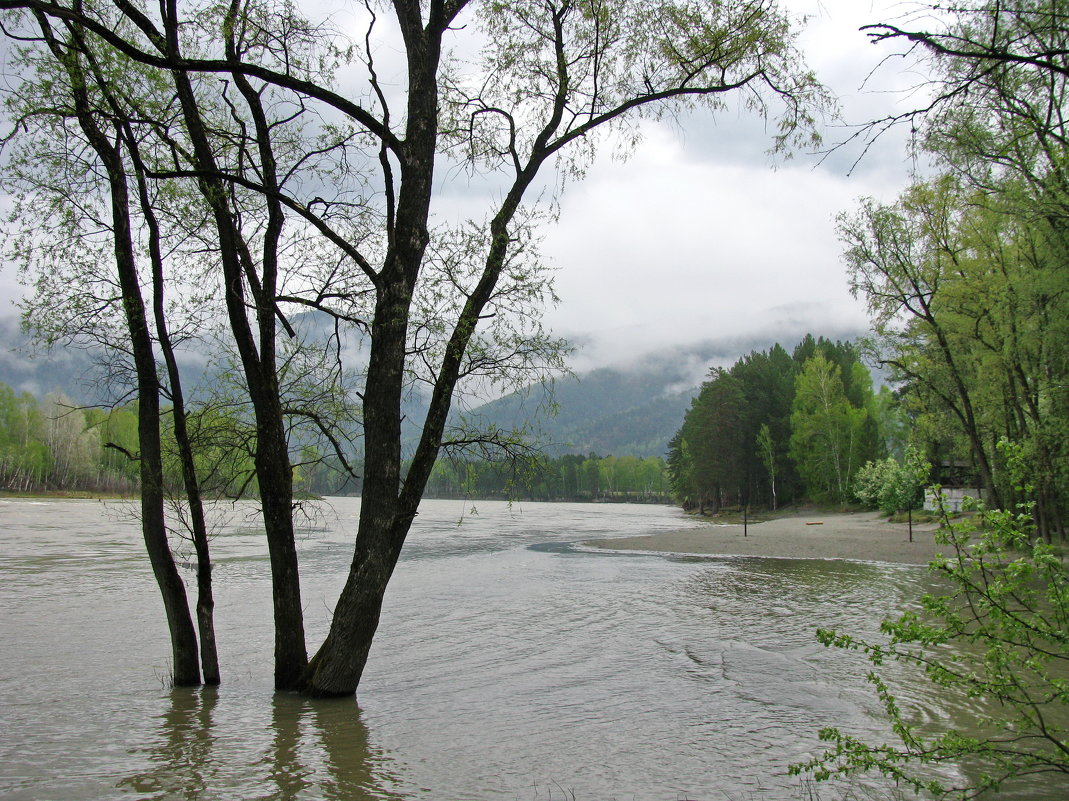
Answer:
0 318 703 459
1 316 872 461
0 318 103 401
464 328 875 458
464 363 697 459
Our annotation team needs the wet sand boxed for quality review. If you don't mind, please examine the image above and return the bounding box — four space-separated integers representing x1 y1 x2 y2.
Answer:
587 510 945 565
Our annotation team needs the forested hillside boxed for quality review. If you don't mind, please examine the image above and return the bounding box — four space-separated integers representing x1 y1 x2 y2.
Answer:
467 363 696 458
0 331 713 498
0 332 690 499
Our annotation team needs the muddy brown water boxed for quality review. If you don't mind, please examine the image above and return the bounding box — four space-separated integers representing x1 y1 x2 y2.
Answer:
1 498 1062 800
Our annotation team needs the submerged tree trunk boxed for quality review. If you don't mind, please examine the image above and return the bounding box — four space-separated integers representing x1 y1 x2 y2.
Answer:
43 18 201 685
300 516 411 696
127 132 221 685
300 270 416 695
169 62 308 690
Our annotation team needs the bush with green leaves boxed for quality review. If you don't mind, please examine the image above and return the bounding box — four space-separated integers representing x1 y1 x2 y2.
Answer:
853 444 929 517
853 456 899 513
791 478 1069 798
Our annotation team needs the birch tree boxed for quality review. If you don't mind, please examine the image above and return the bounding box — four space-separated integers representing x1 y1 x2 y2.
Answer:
789 354 866 505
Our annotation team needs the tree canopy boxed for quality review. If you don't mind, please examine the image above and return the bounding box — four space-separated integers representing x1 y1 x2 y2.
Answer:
666 335 885 512
0 0 829 695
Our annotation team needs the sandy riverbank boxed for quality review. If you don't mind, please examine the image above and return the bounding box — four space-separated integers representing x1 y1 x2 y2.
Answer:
587 510 946 565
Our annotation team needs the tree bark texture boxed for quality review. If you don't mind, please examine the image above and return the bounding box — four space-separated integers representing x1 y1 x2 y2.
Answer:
168 62 309 689
48 21 202 685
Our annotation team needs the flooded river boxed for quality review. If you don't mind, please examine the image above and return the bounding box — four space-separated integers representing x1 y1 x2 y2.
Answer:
0 498 1061 800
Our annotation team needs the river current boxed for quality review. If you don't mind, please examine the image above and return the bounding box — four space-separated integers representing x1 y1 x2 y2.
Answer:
0 498 1060 800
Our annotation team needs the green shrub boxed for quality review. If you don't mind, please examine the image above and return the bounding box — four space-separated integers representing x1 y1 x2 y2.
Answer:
792 476 1069 798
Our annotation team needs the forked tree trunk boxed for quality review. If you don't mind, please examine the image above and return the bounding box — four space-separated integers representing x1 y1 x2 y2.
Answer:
169 65 309 690
299 520 410 696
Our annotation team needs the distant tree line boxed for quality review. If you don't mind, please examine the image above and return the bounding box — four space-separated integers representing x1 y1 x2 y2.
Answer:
667 335 893 513
1 380 667 503
424 452 670 502
0 381 359 498
0 384 140 494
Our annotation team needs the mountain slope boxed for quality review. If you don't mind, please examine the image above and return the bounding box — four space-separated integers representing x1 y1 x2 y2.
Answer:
6 318 864 461
466 361 701 459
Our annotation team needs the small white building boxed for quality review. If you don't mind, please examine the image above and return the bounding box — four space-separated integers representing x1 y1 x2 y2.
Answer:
925 486 984 513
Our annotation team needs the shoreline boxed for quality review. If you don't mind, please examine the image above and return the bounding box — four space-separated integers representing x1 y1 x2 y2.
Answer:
587 510 946 565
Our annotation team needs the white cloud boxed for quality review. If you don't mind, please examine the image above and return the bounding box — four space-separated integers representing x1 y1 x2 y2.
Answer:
540 129 906 368
534 0 926 370
0 0 925 380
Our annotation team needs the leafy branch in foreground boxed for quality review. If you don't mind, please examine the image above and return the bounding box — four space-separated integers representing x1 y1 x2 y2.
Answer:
791 444 1069 798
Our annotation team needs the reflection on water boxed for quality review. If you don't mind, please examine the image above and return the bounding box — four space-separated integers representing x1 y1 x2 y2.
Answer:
1 498 1063 800
281 696 404 801
118 689 404 801
118 689 219 799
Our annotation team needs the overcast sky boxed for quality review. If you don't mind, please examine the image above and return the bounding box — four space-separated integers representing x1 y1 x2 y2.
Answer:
0 0 929 378
531 0 931 371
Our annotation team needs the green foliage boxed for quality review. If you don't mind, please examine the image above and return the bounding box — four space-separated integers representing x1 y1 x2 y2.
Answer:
665 430 704 511
854 444 930 517
844 0 1069 540
789 353 873 506
86 404 140 485
801 16 1069 785
0 376 365 498
852 458 898 514
756 423 778 511
792 459 1069 797
0 382 51 491
161 404 258 499
681 367 748 510
667 342 798 511
871 385 910 460
908 0 1069 207
0 382 147 493
845 173 1069 537
667 336 885 512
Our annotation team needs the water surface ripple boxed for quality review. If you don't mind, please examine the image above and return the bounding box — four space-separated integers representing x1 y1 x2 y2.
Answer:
0 498 1058 800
